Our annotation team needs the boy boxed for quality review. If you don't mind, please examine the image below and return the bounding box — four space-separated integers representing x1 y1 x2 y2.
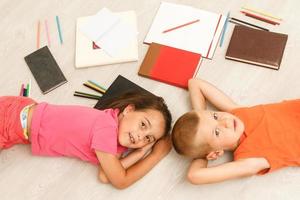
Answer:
172 78 300 184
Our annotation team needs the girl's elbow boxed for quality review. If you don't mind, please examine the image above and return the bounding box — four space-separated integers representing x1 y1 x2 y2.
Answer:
111 180 130 190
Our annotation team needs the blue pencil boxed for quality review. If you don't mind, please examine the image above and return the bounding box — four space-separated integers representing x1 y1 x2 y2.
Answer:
55 16 63 44
219 12 230 47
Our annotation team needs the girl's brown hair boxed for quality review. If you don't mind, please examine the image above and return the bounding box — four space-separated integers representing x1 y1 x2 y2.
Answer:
104 91 172 136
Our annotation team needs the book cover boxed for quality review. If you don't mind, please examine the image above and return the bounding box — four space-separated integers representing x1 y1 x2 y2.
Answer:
75 11 138 68
225 25 288 70
94 75 154 110
24 46 67 94
138 43 202 89
144 1 226 59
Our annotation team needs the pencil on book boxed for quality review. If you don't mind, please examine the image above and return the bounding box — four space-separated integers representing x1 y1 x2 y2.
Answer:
241 6 282 21
19 84 24 96
241 11 279 25
219 12 230 47
87 80 107 92
83 82 106 94
55 16 63 44
37 20 40 49
230 17 269 31
162 19 200 33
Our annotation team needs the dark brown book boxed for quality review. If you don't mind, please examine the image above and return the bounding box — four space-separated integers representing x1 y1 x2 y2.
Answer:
225 25 288 70
94 75 154 110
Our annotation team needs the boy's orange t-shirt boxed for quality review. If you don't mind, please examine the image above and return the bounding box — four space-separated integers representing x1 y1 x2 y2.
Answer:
231 99 300 174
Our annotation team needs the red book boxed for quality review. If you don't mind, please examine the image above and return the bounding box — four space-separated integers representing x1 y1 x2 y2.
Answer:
138 43 202 89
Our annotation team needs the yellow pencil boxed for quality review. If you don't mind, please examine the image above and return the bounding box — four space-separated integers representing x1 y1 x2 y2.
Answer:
242 6 282 21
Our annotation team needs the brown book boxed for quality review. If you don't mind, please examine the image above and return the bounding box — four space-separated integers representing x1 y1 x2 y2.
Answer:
225 25 288 70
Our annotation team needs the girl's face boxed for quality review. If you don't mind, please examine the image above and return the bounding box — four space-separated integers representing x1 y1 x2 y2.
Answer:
118 105 165 148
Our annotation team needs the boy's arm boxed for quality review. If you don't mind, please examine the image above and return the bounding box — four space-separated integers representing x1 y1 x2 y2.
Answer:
95 136 171 189
187 157 270 185
188 78 240 112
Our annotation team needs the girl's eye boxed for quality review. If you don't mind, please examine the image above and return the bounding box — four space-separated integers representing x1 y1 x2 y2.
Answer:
214 128 220 137
213 113 218 120
145 135 151 142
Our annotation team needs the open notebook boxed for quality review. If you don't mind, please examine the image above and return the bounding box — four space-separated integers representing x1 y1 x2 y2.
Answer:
144 2 226 59
75 11 138 68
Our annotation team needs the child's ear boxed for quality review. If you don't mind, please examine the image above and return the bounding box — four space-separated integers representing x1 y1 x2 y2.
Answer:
206 150 224 160
123 104 135 115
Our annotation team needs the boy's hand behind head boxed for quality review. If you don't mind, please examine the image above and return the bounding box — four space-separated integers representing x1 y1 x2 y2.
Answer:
152 135 172 158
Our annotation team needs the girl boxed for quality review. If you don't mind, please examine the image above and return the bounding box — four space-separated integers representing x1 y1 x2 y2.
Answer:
0 92 172 189
172 78 300 184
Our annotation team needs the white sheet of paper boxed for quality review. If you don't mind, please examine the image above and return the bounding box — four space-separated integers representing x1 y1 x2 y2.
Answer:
96 20 138 57
144 2 226 59
79 8 120 42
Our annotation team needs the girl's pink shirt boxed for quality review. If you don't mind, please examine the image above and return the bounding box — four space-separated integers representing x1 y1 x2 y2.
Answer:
30 103 127 165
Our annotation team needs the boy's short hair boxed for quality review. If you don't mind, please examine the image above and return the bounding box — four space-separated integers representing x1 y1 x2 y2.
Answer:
171 111 211 159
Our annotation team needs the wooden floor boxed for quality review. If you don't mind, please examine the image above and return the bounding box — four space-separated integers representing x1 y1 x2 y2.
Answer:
1 0 300 199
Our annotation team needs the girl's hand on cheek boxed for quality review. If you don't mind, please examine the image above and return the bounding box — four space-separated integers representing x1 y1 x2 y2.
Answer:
152 135 172 158
139 141 155 154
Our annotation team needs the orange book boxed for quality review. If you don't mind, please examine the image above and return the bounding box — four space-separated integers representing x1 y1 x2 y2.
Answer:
138 43 202 89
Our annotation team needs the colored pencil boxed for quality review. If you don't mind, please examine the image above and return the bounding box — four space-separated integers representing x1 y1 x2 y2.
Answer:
28 79 31 97
241 6 282 21
241 11 279 25
162 19 200 33
87 80 107 92
83 82 106 94
20 84 24 96
74 91 101 100
23 88 27 97
55 16 63 44
45 20 51 47
219 12 230 47
37 20 40 49
230 18 269 31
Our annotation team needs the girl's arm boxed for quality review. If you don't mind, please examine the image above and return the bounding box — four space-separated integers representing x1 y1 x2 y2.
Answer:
188 78 240 112
95 136 171 189
187 157 270 185
98 142 155 183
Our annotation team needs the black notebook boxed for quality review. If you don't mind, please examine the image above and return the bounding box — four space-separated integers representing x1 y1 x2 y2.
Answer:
94 75 154 110
24 46 67 94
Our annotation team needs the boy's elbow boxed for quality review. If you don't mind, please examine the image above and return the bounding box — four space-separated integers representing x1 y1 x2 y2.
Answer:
187 170 209 185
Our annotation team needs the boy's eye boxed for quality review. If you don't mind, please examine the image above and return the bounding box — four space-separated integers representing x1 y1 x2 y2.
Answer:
213 113 218 120
141 122 146 128
214 128 220 137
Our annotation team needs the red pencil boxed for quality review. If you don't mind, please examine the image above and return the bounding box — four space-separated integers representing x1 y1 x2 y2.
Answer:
241 11 279 25
162 19 200 33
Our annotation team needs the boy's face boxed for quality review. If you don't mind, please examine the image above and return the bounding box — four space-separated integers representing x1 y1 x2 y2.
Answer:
196 110 244 151
118 105 165 148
